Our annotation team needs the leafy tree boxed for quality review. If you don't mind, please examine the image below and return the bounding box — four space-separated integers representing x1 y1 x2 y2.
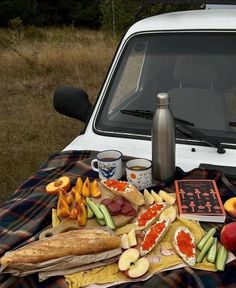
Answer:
71 0 102 28
100 0 201 36
35 0 102 27
0 0 201 28
0 0 37 26
100 0 141 36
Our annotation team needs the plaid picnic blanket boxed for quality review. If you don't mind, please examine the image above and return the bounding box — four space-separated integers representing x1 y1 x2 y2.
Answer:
0 150 236 288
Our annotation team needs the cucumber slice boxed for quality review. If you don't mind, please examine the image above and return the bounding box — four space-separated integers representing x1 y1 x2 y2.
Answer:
87 204 94 219
86 197 104 220
197 228 216 251
99 204 116 230
207 237 217 263
196 236 214 263
216 244 228 271
96 218 106 226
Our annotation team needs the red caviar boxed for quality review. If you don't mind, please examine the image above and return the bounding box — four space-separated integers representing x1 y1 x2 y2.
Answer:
138 203 165 227
141 221 166 251
104 179 129 192
176 230 195 258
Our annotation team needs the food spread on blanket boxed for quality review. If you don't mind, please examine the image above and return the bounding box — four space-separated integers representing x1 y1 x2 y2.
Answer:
1 175 235 287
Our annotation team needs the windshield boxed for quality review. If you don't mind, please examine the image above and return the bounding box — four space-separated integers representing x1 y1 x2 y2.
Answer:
95 32 236 145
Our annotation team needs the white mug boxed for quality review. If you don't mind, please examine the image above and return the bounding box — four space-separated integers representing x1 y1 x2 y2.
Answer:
126 158 152 190
91 150 123 180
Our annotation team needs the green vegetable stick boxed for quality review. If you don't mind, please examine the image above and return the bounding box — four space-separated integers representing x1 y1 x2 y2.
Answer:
86 197 104 220
206 237 217 263
96 218 106 226
87 204 94 219
197 228 216 251
99 204 116 230
216 244 228 271
197 236 214 263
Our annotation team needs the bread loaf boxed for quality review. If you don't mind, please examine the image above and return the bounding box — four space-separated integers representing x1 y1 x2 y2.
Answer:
0 229 121 266
101 179 144 206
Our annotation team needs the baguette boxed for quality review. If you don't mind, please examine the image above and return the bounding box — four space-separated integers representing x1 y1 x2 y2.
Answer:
140 218 171 256
135 202 167 230
101 179 144 206
0 229 121 267
172 226 196 266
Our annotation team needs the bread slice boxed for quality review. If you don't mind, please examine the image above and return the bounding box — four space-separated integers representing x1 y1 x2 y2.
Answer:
172 226 196 266
135 202 167 230
101 179 144 206
0 229 121 266
140 218 171 256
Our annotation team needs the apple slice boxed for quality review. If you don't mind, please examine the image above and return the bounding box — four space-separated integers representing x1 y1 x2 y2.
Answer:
143 189 155 204
126 257 149 278
159 190 176 205
151 190 163 203
118 248 149 279
121 233 130 250
118 248 140 271
127 228 137 247
159 206 177 223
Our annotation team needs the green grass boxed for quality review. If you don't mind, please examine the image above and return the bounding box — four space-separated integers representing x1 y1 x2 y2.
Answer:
0 27 116 205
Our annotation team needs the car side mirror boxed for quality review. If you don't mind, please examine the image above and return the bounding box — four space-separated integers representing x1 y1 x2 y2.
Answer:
53 86 93 123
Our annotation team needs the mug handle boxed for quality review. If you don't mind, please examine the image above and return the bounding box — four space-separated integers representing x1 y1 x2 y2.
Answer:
91 159 99 172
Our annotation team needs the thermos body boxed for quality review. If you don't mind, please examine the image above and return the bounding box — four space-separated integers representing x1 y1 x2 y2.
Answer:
152 93 176 181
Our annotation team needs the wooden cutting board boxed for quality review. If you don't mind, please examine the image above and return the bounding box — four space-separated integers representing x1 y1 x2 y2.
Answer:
39 182 138 240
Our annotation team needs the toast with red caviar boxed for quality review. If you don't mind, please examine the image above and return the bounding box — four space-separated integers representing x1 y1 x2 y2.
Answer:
140 218 171 256
135 203 167 230
101 179 144 206
172 226 196 266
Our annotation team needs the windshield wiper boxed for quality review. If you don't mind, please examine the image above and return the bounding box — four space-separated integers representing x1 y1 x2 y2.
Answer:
121 109 226 154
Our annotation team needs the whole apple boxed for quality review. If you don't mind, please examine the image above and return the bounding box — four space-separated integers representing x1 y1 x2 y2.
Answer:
220 222 236 251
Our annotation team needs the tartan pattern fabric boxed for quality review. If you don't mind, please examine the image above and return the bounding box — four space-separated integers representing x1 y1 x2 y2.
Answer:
0 150 235 288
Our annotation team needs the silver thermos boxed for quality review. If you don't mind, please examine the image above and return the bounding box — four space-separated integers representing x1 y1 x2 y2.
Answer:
152 92 176 181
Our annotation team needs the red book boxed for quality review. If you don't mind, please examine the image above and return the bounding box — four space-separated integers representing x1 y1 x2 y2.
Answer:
175 179 226 223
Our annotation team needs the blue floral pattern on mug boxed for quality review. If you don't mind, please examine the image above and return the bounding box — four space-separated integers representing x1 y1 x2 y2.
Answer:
99 162 116 179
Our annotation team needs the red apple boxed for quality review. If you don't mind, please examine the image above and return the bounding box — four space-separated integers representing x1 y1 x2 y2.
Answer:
118 248 149 278
220 222 236 251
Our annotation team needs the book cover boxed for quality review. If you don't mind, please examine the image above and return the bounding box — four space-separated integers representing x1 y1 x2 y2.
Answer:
175 179 226 223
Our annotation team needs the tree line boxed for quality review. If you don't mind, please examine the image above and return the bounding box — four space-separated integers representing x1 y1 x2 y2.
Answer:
0 1 201 33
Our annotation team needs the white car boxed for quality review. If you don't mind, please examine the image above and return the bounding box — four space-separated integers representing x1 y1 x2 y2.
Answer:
54 7 236 174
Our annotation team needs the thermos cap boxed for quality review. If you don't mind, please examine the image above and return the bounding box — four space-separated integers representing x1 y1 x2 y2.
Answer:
156 92 169 106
